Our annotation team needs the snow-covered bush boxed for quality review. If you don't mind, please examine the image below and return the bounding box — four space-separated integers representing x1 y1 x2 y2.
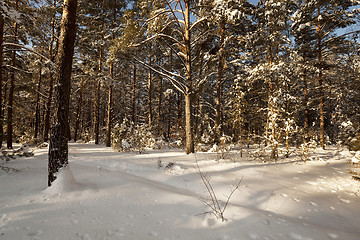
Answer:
299 140 317 162
208 135 232 161
338 121 357 148
17 131 43 146
350 136 360 151
352 151 360 164
200 122 214 145
112 118 156 153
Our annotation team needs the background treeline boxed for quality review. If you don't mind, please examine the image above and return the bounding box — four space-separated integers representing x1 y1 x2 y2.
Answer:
1 0 359 157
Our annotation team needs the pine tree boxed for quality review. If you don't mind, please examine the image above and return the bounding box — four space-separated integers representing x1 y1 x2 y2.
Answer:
292 0 359 149
48 0 77 187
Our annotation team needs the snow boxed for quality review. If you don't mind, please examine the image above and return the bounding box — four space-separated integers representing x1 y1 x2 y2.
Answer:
352 151 360 164
1 143 360 240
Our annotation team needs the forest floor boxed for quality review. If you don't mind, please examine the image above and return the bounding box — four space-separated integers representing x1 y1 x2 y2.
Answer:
0 143 360 240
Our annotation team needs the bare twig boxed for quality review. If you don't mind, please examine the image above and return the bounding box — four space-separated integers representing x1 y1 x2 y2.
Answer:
196 161 242 222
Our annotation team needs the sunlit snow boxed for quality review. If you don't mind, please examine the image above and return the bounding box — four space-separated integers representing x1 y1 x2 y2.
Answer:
0 143 359 240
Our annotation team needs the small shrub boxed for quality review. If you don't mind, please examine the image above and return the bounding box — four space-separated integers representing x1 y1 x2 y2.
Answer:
299 140 317 162
350 137 360 151
196 162 242 222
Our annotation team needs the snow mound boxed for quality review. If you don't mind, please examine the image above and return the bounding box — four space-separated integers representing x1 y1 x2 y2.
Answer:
44 165 79 194
351 152 360 164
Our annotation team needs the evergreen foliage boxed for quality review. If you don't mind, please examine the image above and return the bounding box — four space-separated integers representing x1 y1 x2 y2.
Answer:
0 0 359 159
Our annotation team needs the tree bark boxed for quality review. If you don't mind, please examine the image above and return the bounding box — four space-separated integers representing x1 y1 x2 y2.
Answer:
48 0 77 187
148 50 152 130
7 0 19 149
0 16 4 147
93 45 102 144
184 0 194 154
157 75 162 130
74 77 84 142
44 0 57 142
34 61 42 139
131 64 136 123
167 94 171 140
93 79 100 144
303 75 309 142
7 47 16 149
122 77 127 120
214 18 225 144
105 84 112 147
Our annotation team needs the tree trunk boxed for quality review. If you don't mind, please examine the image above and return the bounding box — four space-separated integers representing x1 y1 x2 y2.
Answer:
86 97 91 132
303 75 309 142
122 77 127 120
93 79 100 144
185 93 194 154
106 84 112 147
0 16 4 147
167 95 171 140
157 75 162 130
184 0 194 154
34 61 42 139
177 91 182 125
317 11 325 150
44 0 57 142
74 77 84 142
7 46 16 149
48 0 77 187
105 0 116 148
7 0 19 149
93 45 102 144
131 64 136 124
148 51 152 130
214 18 225 144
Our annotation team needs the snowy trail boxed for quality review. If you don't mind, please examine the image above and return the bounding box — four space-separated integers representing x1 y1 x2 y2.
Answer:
1 143 360 240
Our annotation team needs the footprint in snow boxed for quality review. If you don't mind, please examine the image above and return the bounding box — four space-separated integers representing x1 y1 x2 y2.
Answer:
27 230 42 237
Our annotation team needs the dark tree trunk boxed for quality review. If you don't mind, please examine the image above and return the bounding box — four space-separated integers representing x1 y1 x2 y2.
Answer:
44 0 57 142
34 62 42 139
48 0 77 187
106 84 112 147
167 95 171 140
304 76 309 142
7 44 16 149
184 0 194 154
177 91 182 125
105 57 114 147
74 77 84 142
0 16 4 147
131 64 136 124
93 45 102 145
148 50 153 130
316 6 325 150
86 97 91 131
122 77 127 120
214 18 225 144
157 75 162 130
7 0 19 149
93 79 100 144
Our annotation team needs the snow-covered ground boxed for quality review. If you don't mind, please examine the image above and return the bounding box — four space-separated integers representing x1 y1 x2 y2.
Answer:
1 143 359 240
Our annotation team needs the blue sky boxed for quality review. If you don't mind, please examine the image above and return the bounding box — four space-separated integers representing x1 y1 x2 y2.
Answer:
248 0 260 4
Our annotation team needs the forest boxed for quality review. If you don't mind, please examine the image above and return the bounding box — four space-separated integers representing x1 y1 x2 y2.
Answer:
1 1 360 239
1 0 360 158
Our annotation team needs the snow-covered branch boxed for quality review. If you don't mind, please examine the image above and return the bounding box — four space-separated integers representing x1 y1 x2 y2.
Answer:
2 43 55 68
